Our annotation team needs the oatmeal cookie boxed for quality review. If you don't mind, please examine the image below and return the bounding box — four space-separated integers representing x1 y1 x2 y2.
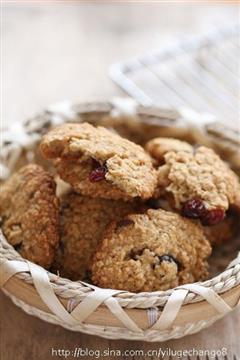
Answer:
146 197 238 246
91 209 211 292
40 123 157 201
0 164 60 268
52 193 141 280
146 138 240 225
203 213 238 246
146 137 192 165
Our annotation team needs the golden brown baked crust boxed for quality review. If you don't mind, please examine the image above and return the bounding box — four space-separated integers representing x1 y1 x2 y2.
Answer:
161 146 239 209
40 123 157 201
145 137 192 164
91 209 211 292
146 138 240 225
52 193 141 280
0 165 60 268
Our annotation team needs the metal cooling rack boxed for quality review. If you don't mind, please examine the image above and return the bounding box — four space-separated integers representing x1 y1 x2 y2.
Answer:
110 24 240 126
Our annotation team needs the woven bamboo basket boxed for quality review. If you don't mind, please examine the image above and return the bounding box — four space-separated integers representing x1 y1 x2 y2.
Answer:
0 98 240 342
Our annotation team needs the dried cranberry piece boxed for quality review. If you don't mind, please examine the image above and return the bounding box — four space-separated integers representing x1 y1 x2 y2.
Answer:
89 167 107 182
116 219 135 229
181 198 207 219
201 208 225 226
182 198 225 226
89 160 107 182
158 254 180 268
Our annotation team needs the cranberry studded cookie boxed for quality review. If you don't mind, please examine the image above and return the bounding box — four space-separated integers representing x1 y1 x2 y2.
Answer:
0 165 60 268
146 138 240 225
147 195 239 246
91 209 211 292
52 193 141 280
40 123 157 201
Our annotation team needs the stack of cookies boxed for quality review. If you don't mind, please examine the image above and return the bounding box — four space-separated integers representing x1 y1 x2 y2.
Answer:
1 122 239 292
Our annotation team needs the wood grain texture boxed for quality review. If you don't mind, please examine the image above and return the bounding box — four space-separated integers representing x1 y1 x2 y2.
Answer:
1 2 240 359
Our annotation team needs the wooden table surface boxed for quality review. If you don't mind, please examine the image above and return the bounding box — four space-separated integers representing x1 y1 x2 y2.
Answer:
1 2 239 359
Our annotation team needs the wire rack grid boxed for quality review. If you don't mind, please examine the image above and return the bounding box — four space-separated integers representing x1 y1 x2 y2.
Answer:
110 24 240 127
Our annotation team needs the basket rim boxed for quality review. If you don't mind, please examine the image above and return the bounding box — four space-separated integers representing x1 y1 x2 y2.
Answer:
1 232 240 309
1 98 240 311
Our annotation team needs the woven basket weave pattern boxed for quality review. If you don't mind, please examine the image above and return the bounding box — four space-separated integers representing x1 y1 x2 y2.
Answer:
0 99 239 341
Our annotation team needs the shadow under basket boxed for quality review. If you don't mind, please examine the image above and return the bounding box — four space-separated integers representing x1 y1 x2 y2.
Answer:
0 99 240 342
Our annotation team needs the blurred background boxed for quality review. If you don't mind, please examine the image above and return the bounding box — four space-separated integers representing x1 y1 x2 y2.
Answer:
2 2 239 127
